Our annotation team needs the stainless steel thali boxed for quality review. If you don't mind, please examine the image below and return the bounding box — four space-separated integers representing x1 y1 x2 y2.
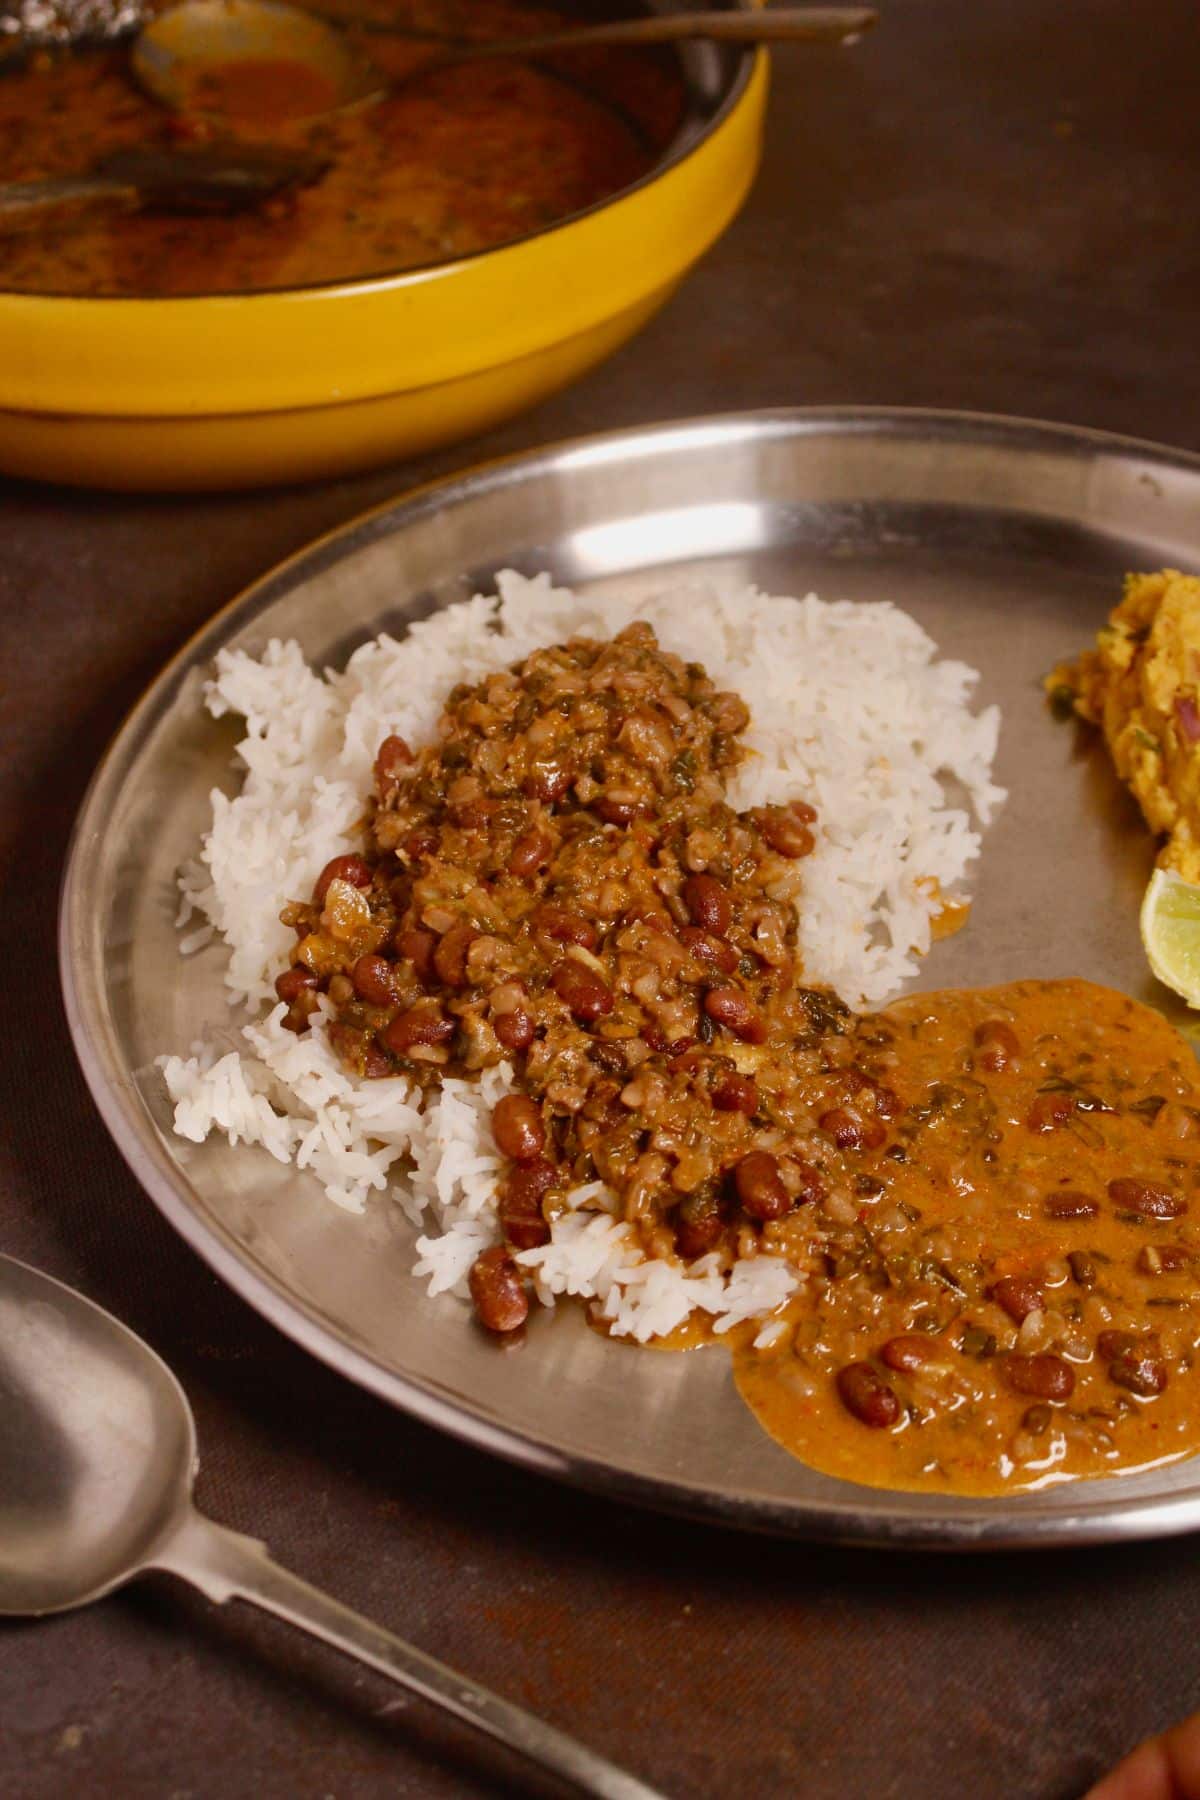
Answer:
60 407 1200 1549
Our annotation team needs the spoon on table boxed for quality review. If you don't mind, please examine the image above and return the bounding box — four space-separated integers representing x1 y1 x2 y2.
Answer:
0 1253 662 1800
132 0 879 122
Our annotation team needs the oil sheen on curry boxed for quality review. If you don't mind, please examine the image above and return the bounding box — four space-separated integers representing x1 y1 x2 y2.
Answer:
274 623 1200 1499
0 0 680 295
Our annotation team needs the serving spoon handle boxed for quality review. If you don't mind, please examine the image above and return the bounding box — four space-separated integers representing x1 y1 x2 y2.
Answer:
419 5 877 60
152 1506 664 1800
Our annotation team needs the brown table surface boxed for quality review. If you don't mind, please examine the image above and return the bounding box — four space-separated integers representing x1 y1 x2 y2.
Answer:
4 1 1200 1794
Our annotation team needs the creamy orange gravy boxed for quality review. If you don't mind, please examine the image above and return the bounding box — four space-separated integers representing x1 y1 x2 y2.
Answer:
729 979 1200 1494
0 0 682 295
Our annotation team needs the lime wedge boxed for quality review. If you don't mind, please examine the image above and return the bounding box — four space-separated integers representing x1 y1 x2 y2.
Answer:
1140 868 1200 1005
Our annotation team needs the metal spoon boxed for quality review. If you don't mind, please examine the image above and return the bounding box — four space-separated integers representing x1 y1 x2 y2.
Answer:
132 0 878 122
0 1253 661 1800
0 141 331 228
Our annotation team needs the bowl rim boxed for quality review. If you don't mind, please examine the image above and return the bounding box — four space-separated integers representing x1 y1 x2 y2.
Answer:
0 10 757 308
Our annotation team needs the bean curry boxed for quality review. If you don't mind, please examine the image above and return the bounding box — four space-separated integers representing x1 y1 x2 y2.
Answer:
0 0 681 295
274 623 1200 1497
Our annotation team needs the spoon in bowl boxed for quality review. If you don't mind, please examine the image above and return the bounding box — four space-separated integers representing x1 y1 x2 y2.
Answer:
131 0 879 123
0 1253 662 1800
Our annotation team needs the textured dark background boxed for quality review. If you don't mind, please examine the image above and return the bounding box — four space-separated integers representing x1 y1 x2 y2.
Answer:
3 0 1200 1794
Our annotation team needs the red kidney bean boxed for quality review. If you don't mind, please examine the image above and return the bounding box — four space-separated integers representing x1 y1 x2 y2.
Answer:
382 1004 456 1054
595 796 643 826
759 806 816 859
872 1085 903 1120
1042 1190 1100 1220
492 1095 545 1163
836 1362 900 1429
525 764 573 805
1137 1243 1194 1274
1096 1329 1158 1362
818 1108 885 1151
1003 1354 1075 1401
679 926 739 974
787 1160 827 1206
1108 1177 1187 1218
712 1071 758 1114
373 734 413 790
1108 1352 1169 1397
508 826 552 879
405 826 439 860
393 925 436 981
494 1006 535 1052
988 1276 1044 1323
433 923 477 988
683 873 732 936
533 904 598 950
274 966 317 1003
974 1019 1021 1073
551 960 613 1021
703 987 766 1043
1026 1092 1075 1133
500 1159 559 1249
733 1150 791 1221
880 1333 938 1373
351 954 397 1007
675 1205 724 1260
313 853 373 905
469 1247 529 1332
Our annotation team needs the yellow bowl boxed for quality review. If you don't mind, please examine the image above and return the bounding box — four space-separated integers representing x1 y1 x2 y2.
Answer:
0 50 767 491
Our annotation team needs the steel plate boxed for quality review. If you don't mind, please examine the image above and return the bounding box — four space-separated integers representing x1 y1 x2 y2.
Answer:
59 408 1200 1548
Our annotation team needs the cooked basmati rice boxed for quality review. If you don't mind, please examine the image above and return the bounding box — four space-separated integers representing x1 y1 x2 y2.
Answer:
162 571 1003 1341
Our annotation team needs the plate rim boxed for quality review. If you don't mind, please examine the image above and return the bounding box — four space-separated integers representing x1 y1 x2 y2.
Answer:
59 404 1200 1550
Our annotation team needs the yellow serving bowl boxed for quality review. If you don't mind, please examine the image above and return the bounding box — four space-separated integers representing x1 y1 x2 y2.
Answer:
0 47 766 491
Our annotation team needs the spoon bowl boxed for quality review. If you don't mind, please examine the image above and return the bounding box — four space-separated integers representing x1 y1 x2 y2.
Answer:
0 1254 660 1799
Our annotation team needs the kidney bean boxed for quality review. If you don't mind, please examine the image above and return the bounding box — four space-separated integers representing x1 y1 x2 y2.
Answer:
382 1003 455 1054
1003 1353 1075 1401
1043 1191 1100 1220
712 1071 758 1114
818 1108 886 1151
988 1276 1044 1323
595 796 643 826
880 1333 938 1373
525 764 573 805
733 1151 791 1221
492 1095 545 1164
1026 1092 1075 1133
1021 1404 1052 1437
836 1362 900 1429
373 734 413 790
500 1159 559 1249
275 965 317 1004
1137 1243 1194 1274
468 1246 529 1333
974 1019 1021 1073
679 926 739 974
405 826 439 860
551 960 613 1022
1067 1250 1097 1287
1097 1329 1158 1362
759 806 816 859
494 1006 536 1052
683 873 732 936
1108 1352 1169 1397
433 923 477 988
675 1194 725 1260
351 954 397 1007
703 987 766 1043
392 925 435 981
787 1159 827 1206
1108 1177 1187 1218
508 826 552 879
533 904 598 950
313 853 373 905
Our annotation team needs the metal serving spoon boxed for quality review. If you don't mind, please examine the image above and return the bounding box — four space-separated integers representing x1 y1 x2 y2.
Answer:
0 140 330 228
0 1254 661 1800
131 0 879 121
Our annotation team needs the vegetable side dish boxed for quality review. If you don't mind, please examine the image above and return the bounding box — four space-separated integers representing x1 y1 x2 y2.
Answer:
0 0 682 295
270 622 1200 1494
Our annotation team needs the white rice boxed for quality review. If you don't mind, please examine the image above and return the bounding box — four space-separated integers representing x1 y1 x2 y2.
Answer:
162 570 1003 1341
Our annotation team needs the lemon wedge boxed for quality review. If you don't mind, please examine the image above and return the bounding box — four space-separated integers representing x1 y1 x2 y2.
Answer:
1140 868 1200 1005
